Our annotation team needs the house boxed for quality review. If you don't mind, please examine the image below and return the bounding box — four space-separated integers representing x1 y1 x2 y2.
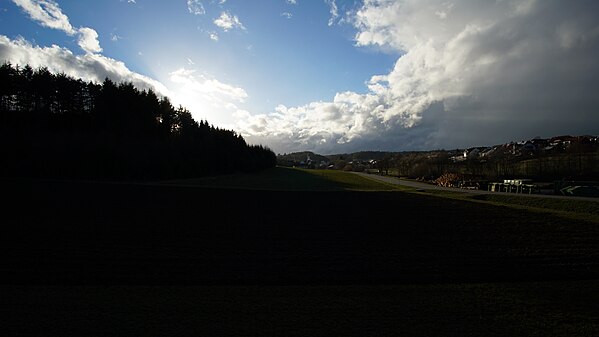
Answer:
464 148 480 159
480 147 497 157
521 142 536 154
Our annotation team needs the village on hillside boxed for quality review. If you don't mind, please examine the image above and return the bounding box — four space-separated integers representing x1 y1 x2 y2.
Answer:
277 135 599 197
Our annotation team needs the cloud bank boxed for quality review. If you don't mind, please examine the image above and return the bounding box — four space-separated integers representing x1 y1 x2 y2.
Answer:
238 0 599 154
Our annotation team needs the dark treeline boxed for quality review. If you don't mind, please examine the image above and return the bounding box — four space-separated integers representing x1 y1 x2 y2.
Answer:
0 63 276 180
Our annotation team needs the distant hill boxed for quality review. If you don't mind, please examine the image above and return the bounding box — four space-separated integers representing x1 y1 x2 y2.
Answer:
283 135 599 164
278 151 399 166
326 151 396 162
277 151 331 167
279 134 599 181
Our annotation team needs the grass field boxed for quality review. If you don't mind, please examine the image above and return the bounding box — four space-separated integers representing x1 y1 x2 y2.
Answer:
410 183 599 223
2 169 599 336
159 167 403 191
5 281 599 337
470 193 599 216
167 167 598 221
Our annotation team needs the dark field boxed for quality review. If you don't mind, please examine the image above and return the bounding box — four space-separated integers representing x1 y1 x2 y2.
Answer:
2 170 599 336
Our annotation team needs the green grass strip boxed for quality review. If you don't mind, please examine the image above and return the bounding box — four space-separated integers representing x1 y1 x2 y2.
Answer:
414 189 599 224
299 169 404 191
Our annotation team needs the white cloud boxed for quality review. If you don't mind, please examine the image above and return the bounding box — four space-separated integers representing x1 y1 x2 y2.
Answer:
187 0 205 15
77 27 101 54
209 32 219 41
168 68 249 125
169 68 247 103
12 0 76 34
324 0 338 26
78 27 102 54
237 0 599 154
214 11 245 32
0 35 170 97
5 1 246 128
12 0 102 54
286 0 297 4
281 12 292 19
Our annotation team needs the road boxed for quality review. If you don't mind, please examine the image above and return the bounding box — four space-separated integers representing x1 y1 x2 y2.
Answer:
354 172 599 202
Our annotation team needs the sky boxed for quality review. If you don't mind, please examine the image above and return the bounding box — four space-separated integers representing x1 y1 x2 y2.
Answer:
1 0 598 155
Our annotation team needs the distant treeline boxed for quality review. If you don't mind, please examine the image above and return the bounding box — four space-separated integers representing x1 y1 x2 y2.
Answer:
0 63 276 180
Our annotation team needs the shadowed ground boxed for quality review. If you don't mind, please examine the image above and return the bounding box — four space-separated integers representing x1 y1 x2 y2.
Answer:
2 169 599 336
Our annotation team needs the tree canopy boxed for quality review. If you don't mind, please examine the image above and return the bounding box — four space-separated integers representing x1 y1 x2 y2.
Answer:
0 63 276 180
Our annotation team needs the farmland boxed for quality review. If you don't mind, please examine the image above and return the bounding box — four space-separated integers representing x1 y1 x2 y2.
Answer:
2 168 599 336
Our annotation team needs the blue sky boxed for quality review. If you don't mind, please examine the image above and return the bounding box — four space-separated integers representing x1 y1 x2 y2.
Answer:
1 0 396 125
1 1 598 154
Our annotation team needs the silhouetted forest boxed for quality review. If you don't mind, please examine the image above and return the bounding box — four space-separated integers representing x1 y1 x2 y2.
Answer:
0 63 276 180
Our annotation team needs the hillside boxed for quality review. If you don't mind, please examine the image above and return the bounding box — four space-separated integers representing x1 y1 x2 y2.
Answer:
276 151 330 168
326 151 394 162
278 135 599 181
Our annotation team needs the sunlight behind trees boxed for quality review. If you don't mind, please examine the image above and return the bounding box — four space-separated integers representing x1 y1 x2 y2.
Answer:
0 63 276 180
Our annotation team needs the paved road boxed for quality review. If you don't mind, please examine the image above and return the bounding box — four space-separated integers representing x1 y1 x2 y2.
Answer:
354 172 599 202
